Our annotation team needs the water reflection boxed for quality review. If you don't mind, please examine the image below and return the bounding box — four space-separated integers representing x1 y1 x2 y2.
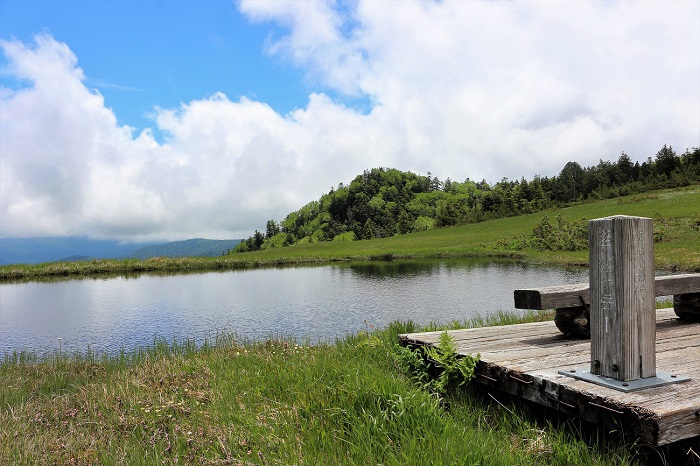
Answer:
0 259 589 359
0 268 237 285
342 259 443 277
342 257 586 279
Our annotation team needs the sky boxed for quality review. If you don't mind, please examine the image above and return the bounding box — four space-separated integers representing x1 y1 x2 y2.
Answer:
1 0 699 242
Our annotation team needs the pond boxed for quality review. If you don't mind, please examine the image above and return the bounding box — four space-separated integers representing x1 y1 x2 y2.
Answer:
0 259 589 358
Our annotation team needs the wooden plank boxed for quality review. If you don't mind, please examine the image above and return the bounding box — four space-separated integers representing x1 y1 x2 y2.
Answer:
403 310 690 358
657 274 700 295
401 322 557 346
514 283 588 310
452 334 697 381
398 308 700 446
514 273 700 310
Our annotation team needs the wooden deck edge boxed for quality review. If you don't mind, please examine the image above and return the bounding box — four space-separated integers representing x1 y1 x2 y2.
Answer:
397 310 700 446
471 360 663 445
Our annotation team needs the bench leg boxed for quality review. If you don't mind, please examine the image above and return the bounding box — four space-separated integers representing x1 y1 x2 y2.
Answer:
674 293 700 321
554 306 590 338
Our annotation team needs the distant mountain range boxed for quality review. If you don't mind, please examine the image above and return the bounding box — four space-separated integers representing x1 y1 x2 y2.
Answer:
0 237 242 265
125 238 241 260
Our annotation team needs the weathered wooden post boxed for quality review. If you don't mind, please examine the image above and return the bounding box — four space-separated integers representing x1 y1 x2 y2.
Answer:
560 215 690 391
589 215 655 381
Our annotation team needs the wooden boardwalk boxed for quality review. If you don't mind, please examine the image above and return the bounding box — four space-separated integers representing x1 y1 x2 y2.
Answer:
399 308 700 446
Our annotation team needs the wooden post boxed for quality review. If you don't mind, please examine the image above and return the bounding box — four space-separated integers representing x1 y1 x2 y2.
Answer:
589 215 655 381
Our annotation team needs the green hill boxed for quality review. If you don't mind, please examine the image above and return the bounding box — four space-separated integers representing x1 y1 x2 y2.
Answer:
239 186 700 272
233 146 700 253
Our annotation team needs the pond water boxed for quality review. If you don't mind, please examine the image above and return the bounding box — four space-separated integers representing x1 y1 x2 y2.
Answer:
0 259 589 358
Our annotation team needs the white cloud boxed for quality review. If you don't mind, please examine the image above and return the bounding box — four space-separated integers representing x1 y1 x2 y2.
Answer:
0 35 373 241
1 0 699 241
239 0 368 96
242 0 700 180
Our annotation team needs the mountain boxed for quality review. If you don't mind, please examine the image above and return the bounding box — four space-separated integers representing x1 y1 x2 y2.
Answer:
126 239 242 259
0 237 243 265
0 237 156 265
57 255 98 262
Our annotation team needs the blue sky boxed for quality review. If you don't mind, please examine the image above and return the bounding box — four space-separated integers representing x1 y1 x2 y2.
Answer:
1 0 326 132
1 0 699 241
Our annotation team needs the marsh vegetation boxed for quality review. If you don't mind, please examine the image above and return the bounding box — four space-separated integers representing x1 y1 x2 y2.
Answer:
1 312 656 465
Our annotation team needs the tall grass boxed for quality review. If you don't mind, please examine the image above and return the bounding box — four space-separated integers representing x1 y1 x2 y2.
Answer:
0 311 653 465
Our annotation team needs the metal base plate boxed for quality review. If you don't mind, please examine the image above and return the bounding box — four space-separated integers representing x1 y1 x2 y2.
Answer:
558 368 690 392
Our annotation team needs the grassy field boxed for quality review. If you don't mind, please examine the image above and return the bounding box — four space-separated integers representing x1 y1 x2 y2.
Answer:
1 311 663 465
2 185 699 281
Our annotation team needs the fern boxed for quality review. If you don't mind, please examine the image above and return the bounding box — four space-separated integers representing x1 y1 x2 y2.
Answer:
395 332 479 396
395 344 432 388
425 331 479 395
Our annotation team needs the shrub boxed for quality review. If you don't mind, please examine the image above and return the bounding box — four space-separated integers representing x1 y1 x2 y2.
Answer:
332 231 357 242
496 215 588 252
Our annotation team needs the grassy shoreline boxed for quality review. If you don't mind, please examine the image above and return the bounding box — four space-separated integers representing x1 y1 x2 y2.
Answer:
2 186 699 282
2 310 663 465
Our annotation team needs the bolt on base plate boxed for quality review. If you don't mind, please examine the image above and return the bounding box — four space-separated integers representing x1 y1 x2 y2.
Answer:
558 368 691 392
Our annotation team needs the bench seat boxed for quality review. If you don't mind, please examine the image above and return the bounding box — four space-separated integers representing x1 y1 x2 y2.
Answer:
514 273 700 336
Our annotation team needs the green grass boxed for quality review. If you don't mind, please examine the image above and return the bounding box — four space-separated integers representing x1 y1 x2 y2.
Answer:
1 312 650 465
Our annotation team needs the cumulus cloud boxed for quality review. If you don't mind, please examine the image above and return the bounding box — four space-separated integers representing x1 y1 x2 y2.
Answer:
0 34 373 241
1 0 699 241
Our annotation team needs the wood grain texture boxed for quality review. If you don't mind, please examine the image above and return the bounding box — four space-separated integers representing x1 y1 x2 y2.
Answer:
589 216 656 380
399 309 700 446
514 283 589 310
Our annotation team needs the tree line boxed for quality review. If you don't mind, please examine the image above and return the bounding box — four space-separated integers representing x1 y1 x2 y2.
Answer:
231 145 700 253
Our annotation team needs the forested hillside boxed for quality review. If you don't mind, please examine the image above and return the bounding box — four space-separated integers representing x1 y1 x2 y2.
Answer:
231 145 700 253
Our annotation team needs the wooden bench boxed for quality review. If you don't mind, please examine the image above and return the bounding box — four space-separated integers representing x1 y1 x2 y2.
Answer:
514 273 700 337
